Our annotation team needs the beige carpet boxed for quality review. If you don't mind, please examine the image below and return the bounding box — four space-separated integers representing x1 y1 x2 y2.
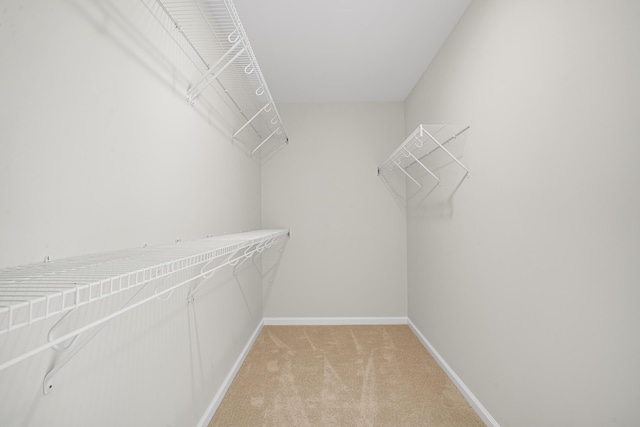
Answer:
209 325 484 426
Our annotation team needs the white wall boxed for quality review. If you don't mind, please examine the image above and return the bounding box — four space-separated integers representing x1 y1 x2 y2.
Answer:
261 103 407 319
0 1 263 426
405 1 640 426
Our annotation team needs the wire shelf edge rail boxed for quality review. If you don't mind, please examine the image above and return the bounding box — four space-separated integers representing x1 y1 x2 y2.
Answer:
0 228 290 375
154 0 289 159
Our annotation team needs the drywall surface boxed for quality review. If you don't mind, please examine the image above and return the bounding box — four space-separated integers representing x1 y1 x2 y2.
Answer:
0 1 263 426
262 103 407 318
405 1 640 426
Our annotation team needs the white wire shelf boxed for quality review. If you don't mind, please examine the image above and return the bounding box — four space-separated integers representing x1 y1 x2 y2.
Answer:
0 229 289 339
154 0 289 160
378 124 470 189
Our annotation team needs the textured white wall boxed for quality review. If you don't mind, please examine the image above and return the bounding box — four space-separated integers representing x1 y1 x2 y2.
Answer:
405 1 640 426
261 103 407 319
0 1 263 426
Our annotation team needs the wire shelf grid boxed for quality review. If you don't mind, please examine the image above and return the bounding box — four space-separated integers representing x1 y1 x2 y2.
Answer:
0 229 289 337
156 0 288 160
378 124 470 189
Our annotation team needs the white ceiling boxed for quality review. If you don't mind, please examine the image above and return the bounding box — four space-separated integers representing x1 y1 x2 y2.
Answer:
233 0 472 104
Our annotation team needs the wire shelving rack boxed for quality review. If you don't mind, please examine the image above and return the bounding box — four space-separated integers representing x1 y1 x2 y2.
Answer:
378 124 471 190
154 0 288 160
0 229 289 376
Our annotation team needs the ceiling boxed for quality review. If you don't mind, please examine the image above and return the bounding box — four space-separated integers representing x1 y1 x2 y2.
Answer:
233 0 472 104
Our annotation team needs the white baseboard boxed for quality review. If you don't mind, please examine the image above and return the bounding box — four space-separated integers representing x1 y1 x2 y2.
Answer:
263 316 408 326
407 319 500 427
197 319 265 427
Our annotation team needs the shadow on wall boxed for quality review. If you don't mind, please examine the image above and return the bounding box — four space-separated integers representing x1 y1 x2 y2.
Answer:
66 0 237 137
407 164 469 221
260 238 289 306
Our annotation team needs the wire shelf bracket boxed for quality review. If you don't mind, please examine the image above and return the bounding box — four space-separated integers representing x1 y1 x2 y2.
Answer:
186 38 245 103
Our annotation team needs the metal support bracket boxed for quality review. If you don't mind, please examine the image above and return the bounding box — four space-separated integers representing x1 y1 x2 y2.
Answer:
251 127 281 156
420 125 470 176
233 103 272 138
186 39 245 103
42 275 165 394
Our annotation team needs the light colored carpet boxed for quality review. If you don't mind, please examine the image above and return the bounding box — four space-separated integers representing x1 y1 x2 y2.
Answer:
209 325 484 426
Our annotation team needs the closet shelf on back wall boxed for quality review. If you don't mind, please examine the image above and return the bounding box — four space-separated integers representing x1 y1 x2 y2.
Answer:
0 229 290 375
378 124 470 190
153 0 288 160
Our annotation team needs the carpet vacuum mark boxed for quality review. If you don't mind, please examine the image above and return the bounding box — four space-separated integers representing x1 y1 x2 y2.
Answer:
210 325 484 426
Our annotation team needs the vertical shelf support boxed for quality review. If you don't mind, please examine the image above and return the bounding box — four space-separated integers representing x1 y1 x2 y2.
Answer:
186 40 246 103
403 147 441 186
251 127 281 156
233 103 272 138
393 157 423 188
420 126 470 176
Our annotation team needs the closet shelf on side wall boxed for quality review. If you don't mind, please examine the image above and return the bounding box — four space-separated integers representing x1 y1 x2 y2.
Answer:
153 0 288 160
0 229 289 372
378 124 470 189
